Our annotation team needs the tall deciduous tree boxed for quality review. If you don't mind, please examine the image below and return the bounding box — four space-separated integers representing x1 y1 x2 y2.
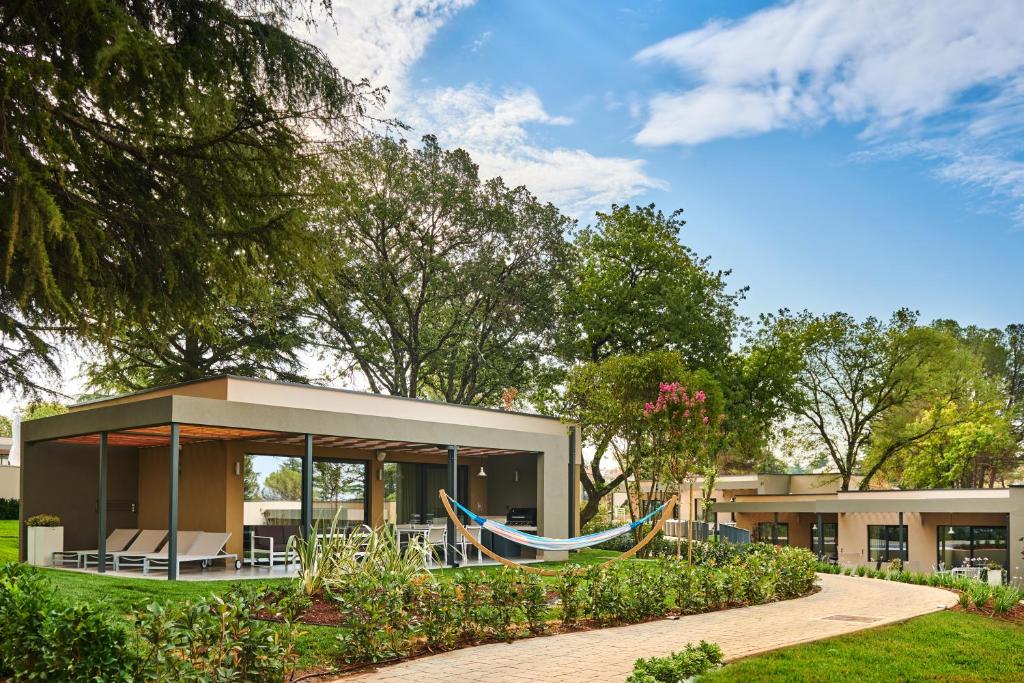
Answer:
773 309 975 490
0 0 376 394
263 459 302 501
309 135 570 405
554 205 744 523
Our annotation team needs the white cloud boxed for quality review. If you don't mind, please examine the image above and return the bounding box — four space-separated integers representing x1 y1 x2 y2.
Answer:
404 85 666 216
302 2 663 217
296 0 474 104
634 0 1024 222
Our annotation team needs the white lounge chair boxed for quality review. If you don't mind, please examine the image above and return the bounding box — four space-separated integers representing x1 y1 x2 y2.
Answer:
53 528 139 568
143 532 240 575
112 530 180 571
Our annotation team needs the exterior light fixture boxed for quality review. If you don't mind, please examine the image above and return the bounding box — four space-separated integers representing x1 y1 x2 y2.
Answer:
477 466 487 477
233 461 242 476
375 450 387 463
514 470 519 483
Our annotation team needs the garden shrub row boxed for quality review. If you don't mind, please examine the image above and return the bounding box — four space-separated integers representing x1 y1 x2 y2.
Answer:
324 543 817 664
0 563 305 681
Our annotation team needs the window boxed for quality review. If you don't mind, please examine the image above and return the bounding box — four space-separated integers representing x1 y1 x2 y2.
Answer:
867 525 908 563
810 522 838 560
937 526 1008 570
754 522 789 545
387 463 468 525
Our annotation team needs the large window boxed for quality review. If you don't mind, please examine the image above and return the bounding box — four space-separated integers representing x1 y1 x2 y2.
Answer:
245 455 368 528
868 525 908 563
810 522 838 560
385 463 468 525
754 522 789 545
937 526 1008 570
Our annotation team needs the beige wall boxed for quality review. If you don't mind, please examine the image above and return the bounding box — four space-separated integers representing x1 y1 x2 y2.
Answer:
68 377 230 412
734 511 820 549
0 466 19 499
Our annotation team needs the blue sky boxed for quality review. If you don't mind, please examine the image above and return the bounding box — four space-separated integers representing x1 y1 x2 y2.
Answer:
308 0 1024 328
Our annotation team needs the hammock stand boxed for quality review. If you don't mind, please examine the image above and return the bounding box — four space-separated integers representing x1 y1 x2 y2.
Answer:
438 489 678 576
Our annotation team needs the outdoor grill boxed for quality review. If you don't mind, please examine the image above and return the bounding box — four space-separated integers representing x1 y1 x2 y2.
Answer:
505 507 537 527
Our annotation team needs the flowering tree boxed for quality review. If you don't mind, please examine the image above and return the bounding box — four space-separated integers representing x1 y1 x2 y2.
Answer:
644 373 725 556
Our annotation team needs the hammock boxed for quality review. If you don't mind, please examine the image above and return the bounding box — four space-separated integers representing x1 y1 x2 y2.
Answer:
438 489 677 576
445 495 668 551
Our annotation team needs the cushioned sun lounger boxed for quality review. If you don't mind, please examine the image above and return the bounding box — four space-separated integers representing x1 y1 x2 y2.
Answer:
142 532 239 574
52 528 140 568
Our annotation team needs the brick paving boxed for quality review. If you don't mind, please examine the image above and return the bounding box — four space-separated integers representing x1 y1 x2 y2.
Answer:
333 574 957 682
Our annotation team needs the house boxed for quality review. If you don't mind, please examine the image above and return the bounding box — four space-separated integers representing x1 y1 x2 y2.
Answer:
18 376 582 578
0 436 18 499
705 475 1022 581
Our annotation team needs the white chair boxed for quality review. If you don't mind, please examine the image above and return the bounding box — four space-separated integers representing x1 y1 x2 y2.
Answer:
54 528 139 568
111 530 172 570
424 526 447 566
143 531 240 574
456 525 483 565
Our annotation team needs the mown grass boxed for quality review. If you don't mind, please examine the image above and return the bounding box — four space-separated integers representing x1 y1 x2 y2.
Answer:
0 520 18 563
701 610 1024 682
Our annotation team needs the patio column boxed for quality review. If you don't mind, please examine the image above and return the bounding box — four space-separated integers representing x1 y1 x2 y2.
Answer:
301 434 313 539
447 444 458 567
816 512 824 561
771 512 779 545
97 432 108 573
567 427 576 537
167 422 179 580
898 512 905 562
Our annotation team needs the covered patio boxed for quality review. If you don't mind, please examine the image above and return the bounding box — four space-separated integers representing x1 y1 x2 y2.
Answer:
19 376 580 579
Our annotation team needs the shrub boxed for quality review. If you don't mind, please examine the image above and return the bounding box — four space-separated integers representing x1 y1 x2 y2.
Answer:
556 566 588 626
627 641 724 682
992 586 1023 615
0 563 135 681
26 513 60 527
0 498 17 520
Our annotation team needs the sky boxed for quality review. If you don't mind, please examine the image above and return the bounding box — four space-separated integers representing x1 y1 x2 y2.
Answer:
4 0 1024 420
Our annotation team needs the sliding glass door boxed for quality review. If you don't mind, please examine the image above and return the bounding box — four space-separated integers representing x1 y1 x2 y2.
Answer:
937 526 1008 570
387 463 468 525
809 522 838 560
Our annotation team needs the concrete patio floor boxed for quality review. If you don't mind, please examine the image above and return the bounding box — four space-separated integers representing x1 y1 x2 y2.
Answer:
335 573 958 682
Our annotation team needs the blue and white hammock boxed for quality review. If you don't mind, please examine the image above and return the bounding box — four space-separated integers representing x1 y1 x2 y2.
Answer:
445 495 669 552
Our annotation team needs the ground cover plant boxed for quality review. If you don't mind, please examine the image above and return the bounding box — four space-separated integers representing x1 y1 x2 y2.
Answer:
627 641 723 682
701 610 1024 682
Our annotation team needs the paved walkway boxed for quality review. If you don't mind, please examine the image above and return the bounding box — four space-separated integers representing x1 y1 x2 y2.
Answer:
335 574 957 682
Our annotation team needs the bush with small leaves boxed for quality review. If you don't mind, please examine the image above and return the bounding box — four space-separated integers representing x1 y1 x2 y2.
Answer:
627 641 724 682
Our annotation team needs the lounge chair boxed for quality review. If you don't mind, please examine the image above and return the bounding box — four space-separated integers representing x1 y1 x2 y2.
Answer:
142 532 240 574
52 528 139 568
112 530 180 571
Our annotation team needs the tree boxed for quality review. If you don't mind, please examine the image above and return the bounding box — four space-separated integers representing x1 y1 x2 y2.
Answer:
773 309 973 490
0 0 376 394
0 415 11 437
554 204 744 523
557 204 743 367
263 460 302 501
564 351 689 530
82 277 309 392
20 401 68 421
643 373 725 556
309 135 570 405
243 456 263 501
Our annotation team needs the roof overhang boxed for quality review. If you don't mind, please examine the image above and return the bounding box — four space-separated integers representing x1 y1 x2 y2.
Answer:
713 491 1014 515
21 395 564 457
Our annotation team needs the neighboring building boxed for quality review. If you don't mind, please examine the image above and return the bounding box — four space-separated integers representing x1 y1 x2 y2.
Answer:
0 436 19 499
19 376 582 578
709 477 1022 582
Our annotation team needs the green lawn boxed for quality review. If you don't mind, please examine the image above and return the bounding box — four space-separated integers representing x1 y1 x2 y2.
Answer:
0 520 17 563
702 610 1024 682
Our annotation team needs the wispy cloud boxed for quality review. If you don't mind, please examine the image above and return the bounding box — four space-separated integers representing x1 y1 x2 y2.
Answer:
299 1 663 217
633 0 1024 223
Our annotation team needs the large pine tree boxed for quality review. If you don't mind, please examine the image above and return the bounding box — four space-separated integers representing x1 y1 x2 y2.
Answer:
0 0 376 392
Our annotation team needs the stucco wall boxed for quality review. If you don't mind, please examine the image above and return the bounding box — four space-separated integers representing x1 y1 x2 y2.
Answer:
19 442 138 559
0 466 19 499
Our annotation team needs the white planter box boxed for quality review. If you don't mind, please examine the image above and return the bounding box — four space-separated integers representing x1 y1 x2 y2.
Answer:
987 569 1003 587
27 526 63 567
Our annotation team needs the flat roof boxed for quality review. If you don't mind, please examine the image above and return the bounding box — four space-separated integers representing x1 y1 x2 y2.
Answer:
713 487 1016 514
70 374 562 422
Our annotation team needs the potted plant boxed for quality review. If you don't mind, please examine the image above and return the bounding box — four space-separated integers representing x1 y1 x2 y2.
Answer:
985 560 1003 587
26 514 63 567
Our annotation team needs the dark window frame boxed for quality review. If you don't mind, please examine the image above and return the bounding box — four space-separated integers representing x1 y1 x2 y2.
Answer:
809 522 838 560
867 524 908 563
244 453 370 527
754 521 789 545
936 525 1008 571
